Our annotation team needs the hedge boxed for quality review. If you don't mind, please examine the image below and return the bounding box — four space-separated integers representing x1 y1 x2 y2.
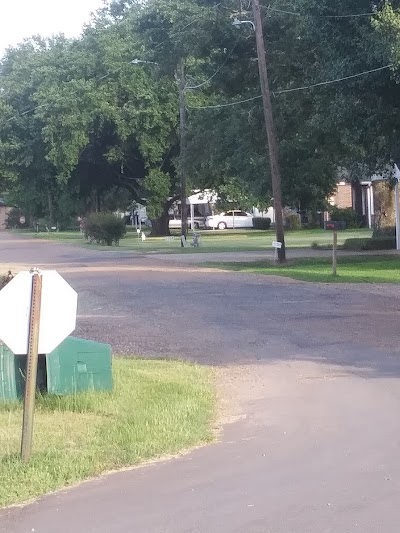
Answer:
252 217 271 230
342 236 396 251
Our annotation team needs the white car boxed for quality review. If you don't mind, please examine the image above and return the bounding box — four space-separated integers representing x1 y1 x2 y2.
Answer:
205 210 254 230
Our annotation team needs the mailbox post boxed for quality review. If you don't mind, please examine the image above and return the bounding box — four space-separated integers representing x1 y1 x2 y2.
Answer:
324 221 346 276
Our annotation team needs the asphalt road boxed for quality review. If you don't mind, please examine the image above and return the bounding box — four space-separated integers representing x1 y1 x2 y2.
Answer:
1 232 400 532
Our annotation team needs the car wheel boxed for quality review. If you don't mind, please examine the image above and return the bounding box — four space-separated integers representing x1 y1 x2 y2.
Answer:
194 222 200 229
218 222 227 230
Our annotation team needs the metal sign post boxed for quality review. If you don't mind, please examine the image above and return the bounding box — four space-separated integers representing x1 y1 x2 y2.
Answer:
21 270 42 463
395 177 400 251
0 269 78 462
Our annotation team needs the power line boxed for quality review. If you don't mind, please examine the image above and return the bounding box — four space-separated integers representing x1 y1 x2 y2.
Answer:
262 4 377 18
188 94 262 109
188 64 393 109
223 2 377 18
274 64 393 95
186 38 240 90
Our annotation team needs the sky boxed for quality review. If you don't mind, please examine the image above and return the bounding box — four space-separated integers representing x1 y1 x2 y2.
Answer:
0 0 104 57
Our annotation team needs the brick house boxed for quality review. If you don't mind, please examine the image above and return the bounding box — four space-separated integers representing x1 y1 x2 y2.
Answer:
328 180 375 228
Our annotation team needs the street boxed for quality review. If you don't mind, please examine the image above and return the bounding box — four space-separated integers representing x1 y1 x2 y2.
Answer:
0 232 400 532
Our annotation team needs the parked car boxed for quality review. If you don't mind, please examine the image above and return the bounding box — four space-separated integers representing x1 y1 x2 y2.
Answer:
205 210 254 230
169 214 206 230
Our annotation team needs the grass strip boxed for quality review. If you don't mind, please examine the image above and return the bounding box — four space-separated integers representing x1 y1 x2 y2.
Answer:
0 358 215 508
205 255 400 283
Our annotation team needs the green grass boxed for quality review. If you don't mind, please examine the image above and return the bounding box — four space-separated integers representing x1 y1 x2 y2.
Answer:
15 228 372 254
207 255 400 283
0 358 215 508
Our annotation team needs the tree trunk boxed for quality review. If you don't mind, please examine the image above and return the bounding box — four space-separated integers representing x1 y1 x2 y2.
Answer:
48 191 55 227
150 209 170 237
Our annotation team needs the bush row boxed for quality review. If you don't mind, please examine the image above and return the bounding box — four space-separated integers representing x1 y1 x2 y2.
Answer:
342 236 396 251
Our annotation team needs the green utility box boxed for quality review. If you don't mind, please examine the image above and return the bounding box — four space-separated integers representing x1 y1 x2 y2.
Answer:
0 343 47 402
0 342 23 401
46 337 112 395
0 337 112 402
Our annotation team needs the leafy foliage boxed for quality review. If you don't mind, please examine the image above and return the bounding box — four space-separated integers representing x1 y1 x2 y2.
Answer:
284 214 302 230
2 0 400 229
5 208 27 229
143 169 172 219
83 212 127 246
329 207 361 229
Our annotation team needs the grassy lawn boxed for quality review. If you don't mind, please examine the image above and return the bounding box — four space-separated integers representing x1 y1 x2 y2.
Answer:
16 228 372 254
207 255 400 283
0 358 215 508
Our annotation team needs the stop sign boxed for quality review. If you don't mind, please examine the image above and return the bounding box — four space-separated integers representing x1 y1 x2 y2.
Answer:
0 271 77 354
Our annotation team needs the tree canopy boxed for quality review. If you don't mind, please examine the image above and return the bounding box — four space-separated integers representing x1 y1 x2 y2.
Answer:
1 0 400 230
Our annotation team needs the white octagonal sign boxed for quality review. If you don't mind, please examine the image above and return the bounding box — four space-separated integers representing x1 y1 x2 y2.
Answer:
0 271 78 354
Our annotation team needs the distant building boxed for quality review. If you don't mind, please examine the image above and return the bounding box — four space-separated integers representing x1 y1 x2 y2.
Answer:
329 181 375 228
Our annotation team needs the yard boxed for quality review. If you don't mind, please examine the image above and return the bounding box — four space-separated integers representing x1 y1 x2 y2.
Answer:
0 358 215 508
18 228 373 254
207 255 400 284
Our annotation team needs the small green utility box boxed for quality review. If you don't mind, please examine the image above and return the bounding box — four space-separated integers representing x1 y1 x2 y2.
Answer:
0 337 112 402
46 337 112 395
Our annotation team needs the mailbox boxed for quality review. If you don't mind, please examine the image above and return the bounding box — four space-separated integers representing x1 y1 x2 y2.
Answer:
324 220 346 231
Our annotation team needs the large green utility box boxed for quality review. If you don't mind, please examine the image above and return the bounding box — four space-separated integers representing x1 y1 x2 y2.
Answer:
47 337 112 395
0 337 112 402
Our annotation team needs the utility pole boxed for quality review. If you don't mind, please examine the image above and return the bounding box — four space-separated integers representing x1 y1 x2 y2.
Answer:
251 0 286 262
177 58 188 246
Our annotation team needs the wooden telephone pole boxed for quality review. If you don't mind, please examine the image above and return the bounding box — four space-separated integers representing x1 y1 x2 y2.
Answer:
177 58 188 246
251 0 286 262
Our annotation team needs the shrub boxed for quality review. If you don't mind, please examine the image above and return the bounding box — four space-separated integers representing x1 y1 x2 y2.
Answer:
83 212 126 246
0 271 13 289
5 208 27 229
373 226 395 238
364 237 396 250
252 217 271 230
284 214 301 230
329 207 361 229
342 237 396 251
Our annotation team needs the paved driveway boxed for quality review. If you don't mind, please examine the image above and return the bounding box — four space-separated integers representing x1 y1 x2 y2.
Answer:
1 232 400 532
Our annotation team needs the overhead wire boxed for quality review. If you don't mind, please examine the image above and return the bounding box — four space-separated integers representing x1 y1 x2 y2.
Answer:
0 2 388 122
220 2 378 18
274 64 393 95
188 94 262 109
188 64 393 109
186 38 240 90
262 4 377 18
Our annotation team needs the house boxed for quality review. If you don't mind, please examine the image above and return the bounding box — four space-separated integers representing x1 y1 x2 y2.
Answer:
328 180 376 228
